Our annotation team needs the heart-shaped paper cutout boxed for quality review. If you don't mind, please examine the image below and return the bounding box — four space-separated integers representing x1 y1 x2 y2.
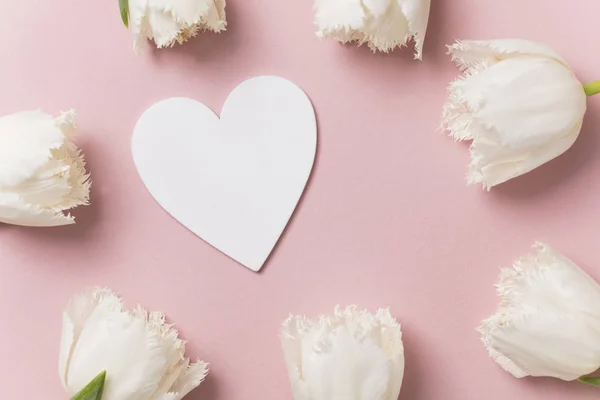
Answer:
132 76 317 272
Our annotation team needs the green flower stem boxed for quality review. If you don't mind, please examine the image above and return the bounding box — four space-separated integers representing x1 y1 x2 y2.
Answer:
72 371 106 400
583 80 600 97
579 376 600 388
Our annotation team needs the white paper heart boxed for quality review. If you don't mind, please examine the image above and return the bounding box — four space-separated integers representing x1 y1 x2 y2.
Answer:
132 76 317 272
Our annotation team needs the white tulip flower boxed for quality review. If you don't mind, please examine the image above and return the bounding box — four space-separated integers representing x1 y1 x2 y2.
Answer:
281 306 404 400
442 39 598 189
59 288 207 400
479 242 600 381
124 0 227 51
314 0 431 58
0 110 90 227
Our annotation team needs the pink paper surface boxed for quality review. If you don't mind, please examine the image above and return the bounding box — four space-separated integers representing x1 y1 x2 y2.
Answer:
1 1 599 399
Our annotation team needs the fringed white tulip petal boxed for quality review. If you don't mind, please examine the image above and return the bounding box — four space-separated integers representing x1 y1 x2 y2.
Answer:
154 394 180 400
151 357 186 398
480 243 600 380
442 39 586 188
13 146 90 212
149 0 226 32
129 0 151 52
166 361 209 398
315 0 430 56
150 355 207 398
130 0 226 51
470 58 585 148
146 8 191 49
447 39 568 74
281 315 312 400
302 326 390 399
314 0 365 38
375 308 405 398
62 288 206 400
281 306 404 400
59 288 114 388
0 111 65 187
64 291 163 400
398 0 431 59
59 314 75 388
0 110 90 226
469 123 581 188
356 0 410 53
0 192 74 226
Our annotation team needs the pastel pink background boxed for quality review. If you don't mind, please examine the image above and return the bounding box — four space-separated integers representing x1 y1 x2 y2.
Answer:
1 1 600 399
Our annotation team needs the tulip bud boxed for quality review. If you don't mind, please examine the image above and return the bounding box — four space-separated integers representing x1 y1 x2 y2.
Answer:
442 39 588 189
0 110 90 227
127 0 227 52
59 288 207 400
314 0 430 58
281 306 404 400
479 243 600 381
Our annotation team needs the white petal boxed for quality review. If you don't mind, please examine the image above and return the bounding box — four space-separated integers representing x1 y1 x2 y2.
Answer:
469 58 584 148
167 361 208 397
131 0 226 50
153 394 180 400
0 110 65 187
315 0 429 55
149 0 226 31
145 314 207 399
151 357 207 399
129 0 151 52
151 357 185 398
63 289 205 400
373 308 404 398
469 122 581 188
59 313 75 389
0 192 74 227
303 326 391 399
480 243 600 380
9 150 90 212
398 0 431 59
447 39 568 73
281 306 404 400
361 1 410 53
67 308 166 400
59 288 116 388
281 315 313 400
314 0 365 33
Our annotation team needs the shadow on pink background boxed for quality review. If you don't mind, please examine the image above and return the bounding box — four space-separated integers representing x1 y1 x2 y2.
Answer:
1 0 599 399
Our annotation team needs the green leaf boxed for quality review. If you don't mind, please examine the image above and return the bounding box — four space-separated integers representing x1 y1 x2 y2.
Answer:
578 377 600 388
72 371 106 400
119 0 129 28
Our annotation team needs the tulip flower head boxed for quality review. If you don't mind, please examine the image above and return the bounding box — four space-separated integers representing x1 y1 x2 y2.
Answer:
0 110 90 227
314 0 431 58
281 306 404 400
59 288 207 400
479 243 600 381
442 39 592 189
120 0 227 51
